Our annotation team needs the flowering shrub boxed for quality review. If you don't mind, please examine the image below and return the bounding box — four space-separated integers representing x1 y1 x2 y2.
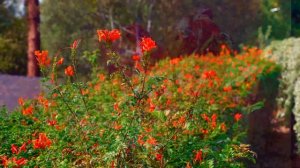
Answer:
0 30 278 167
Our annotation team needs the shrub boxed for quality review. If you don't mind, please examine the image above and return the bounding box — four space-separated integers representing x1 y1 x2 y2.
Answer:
264 38 300 150
0 30 277 167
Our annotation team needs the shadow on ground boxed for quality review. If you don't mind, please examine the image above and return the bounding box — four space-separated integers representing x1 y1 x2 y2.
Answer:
247 70 298 168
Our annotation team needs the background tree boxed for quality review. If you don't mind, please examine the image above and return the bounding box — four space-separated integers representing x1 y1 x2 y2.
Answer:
292 0 300 36
26 0 40 77
41 0 283 56
0 0 27 75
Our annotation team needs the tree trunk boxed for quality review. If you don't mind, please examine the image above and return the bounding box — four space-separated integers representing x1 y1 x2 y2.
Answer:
26 0 40 77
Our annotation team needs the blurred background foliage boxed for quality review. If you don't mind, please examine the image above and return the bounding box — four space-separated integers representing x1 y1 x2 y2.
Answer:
0 0 27 75
0 0 299 75
292 0 300 36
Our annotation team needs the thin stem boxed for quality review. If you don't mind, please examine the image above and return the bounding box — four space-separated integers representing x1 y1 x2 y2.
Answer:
56 87 79 123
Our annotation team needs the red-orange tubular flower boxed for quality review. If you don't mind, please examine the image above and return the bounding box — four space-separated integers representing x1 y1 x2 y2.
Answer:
156 153 163 161
64 66 74 77
97 29 121 42
22 105 33 116
140 37 157 53
1 156 8 167
71 39 80 49
11 144 18 154
12 157 27 167
146 136 158 146
57 57 64 65
201 70 217 79
234 113 242 122
18 97 24 106
194 150 203 163
132 55 140 61
32 133 52 149
34 50 51 67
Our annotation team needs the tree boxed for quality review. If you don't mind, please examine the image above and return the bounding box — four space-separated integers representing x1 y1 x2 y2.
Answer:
26 0 40 77
0 0 27 75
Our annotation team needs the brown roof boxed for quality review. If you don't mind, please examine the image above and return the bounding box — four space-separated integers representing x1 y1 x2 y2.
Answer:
0 74 40 111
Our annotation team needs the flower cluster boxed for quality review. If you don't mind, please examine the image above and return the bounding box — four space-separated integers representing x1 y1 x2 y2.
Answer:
32 133 52 149
97 29 121 42
64 65 74 77
140 37 157 53
34 50 51 67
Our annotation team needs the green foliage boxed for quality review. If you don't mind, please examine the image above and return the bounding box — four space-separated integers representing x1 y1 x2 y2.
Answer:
257 26 272 48
292 0 300 37
0 2 27 75
260 0 291 40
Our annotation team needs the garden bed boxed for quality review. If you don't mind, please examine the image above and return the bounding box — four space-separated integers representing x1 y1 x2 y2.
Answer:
0 34 280 167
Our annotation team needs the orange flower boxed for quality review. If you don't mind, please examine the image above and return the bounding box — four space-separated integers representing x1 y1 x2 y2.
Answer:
109 29 121 42
132 55 140 61
137 135 145 146
144 127 152 133
140 37 157 53
57 57 64 65
220 122 227 131
178 116 186 125
149 101 156 112
81 89 89 96
34 50 51 67
223 86 232 92
47 120 57 126
65 66 74 77
201 70 217 79
97 29 121 42
193 150 203 163
98 74 106 81
22 105 33 116
210 114 217 128
113 122 122 130
19 143 26 153
114 103 120 112
18 97 24 106
11 144 18 154
134 61 144 72
12 157 27 167
146 136 157 146
201 114 210 122
37 95 49 109
1 156 8 167
186 162 192 168
155 153 163 161
170 58 181 65
11 143 27 155
194 65 200 71
211 113 217 122
32 133 52 149
71 39 80 49
234 113 242 122
97 29 109 41
201 129 208 135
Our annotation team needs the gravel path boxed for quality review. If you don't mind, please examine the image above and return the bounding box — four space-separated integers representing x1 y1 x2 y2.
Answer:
0 74 40 111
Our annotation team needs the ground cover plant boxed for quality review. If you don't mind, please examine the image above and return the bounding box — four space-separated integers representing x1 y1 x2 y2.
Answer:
0 30 279 167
